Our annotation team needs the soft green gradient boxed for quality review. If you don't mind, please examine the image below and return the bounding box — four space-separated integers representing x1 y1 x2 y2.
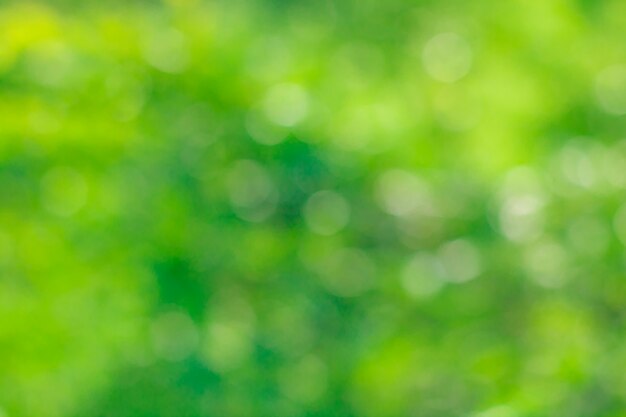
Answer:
1 0 626 416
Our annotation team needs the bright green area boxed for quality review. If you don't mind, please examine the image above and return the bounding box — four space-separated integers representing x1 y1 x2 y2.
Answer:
2 0 626 416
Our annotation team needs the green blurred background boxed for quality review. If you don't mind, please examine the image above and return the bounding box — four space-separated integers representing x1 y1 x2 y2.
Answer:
2 0 626 416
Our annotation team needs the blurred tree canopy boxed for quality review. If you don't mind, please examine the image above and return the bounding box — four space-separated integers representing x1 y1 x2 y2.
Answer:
2 0 626 416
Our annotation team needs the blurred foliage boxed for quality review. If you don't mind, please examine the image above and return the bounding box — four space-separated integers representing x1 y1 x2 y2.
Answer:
3 0 626 416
